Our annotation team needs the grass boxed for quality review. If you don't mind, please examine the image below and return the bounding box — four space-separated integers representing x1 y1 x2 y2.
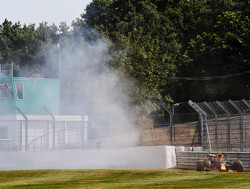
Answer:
0 169 249 188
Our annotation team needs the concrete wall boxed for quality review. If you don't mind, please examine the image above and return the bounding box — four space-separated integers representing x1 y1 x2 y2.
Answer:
0 145 176 170
177 151 250 172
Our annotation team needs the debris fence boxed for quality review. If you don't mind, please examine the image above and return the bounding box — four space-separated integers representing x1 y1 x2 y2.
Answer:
137 99 250 152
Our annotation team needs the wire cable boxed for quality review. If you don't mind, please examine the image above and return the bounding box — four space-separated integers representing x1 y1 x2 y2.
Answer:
169 71 250 81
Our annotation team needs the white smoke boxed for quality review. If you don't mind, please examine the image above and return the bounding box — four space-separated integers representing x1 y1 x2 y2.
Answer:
46 30 139 147
0 27 146 171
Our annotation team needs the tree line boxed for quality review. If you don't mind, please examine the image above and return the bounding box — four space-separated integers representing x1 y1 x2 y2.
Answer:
0 0 249 104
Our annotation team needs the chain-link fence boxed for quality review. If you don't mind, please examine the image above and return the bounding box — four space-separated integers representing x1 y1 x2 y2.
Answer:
27 120 84 151
136 99 250 152
0 117 85 152
0 113 140 152
194 100 250 152
133 101 200 147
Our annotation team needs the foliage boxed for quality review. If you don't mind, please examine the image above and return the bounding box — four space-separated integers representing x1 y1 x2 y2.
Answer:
182 10 250 101
0 20 59 77
80 0 250 103
0 0 249 104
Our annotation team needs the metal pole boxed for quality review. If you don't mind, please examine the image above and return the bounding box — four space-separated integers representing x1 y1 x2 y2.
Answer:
204 102 218 151
139 115 142 145
43 106 55 150
242 99 250 109
16 107 28 151
130 104 142 145
81 117 84 148
216 101 231 151
242 99 250 150
189 100 203 146
229 100 244 151
11 63 14 78
158 100 173 145
194 102 211 151
198 113 204 147
188 100 211 150
83 115 88 148
19 121 23 151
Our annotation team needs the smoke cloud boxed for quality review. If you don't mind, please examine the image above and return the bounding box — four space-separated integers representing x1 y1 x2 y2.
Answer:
0 27 146 170
45 29 139 147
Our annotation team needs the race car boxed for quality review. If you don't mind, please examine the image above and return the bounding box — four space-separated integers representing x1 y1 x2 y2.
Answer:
196 152 244 172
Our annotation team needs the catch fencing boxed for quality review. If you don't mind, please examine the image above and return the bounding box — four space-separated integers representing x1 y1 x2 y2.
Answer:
193 100 250 152
136 99 250 152
0 110 140 152
0 117 85 152
0 99 250 152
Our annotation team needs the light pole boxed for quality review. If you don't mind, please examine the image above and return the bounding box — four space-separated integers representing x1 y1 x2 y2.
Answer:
56 30 63 79
56 29 63 114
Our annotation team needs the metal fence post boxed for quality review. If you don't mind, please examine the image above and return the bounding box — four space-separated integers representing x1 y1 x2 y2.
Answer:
19 120 23 151
204 102 218 151
130 104 142 145
188 100 211 150
229 100 244 151
198 113 204 147
43 106 55 150
158 101 173 145
216 101 231 151
16 107 28 151
242 99 250 109
81 115 88 149
81 117 84 148
194 102 211 151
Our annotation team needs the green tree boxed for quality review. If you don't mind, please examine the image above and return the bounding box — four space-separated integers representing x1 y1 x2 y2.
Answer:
81 0 182 103
182 10 250 101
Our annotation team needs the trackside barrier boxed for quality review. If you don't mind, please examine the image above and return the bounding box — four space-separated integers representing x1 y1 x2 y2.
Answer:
176 151 250 172
0 146 176 170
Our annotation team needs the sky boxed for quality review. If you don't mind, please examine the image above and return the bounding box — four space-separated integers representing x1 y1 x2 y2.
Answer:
0 0 92 26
